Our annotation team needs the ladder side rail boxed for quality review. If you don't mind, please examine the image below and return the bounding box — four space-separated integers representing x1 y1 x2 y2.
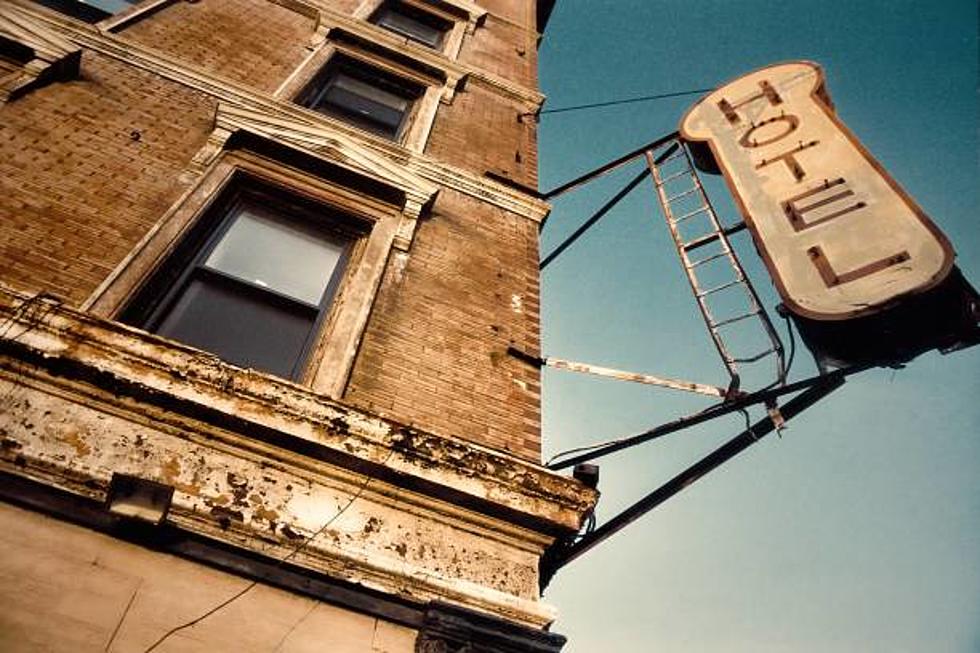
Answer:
644 147 742 385
678 143 787 384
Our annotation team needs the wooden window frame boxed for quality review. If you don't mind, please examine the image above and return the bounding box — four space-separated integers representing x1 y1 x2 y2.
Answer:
279 43 444 152
353 0 485 61
118 178 366 382
369 0 453 50
296 53 425 142
87 150 407 396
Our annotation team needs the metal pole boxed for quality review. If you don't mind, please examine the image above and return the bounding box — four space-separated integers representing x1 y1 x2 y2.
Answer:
548 369 854 471
544 356 730 398
541 132 680 200
540 170 649 270
549 375 845 573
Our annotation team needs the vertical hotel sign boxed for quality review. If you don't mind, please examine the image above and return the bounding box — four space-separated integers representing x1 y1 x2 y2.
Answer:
680 61 954 320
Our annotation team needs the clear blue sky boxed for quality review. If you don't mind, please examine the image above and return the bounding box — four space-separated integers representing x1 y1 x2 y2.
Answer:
536 1 979 651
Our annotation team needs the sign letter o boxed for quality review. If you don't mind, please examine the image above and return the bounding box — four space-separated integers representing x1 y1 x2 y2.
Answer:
738 114 799 148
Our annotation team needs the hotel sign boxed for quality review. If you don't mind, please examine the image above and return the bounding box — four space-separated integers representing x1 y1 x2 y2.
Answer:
680 61 954 320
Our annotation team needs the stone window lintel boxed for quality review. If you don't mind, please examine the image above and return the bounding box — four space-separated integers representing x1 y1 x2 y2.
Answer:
0 4 80 102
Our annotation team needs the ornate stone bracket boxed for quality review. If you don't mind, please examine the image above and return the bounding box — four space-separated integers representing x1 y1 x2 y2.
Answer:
416 602 567 653
187 124 233 174
0 4 80 103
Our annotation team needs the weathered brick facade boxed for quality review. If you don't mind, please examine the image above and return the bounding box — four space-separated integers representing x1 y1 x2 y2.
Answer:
0 52 214 304
121 0 316 93
0 0 591 650
347 187 542 458
1 0 546 459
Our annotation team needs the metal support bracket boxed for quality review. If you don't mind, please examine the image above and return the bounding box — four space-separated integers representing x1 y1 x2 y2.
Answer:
540 373 847 589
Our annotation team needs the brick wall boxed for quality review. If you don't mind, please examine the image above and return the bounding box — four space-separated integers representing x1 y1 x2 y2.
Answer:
345 188 541 461
426 82 538 189
0 51 214 305
458 15 535 88
120 0 316 93
477 0 531 27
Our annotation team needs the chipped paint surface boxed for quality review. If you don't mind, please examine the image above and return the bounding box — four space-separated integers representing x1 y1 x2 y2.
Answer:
0 287 597 628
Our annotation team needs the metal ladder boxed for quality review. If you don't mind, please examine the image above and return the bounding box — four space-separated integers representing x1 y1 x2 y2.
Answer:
645 139 785 396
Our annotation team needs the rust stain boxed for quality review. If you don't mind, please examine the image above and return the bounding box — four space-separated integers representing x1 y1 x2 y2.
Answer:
61 429 91 457
160 457 181 484
210 505 243 528
253 505 279 522
172 481 201 497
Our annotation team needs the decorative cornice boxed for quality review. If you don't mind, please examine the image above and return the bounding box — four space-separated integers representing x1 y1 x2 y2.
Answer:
211 103 442 248
0 287 597 534
418 602 567 653
408 156 550 223
215 103 439 210
0 3 80 102
7 1 548 222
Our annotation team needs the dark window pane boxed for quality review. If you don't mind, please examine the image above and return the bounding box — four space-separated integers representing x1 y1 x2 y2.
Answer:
204 205 346 305
84 0 137 12
311 73 409 138
375 8 446 48
155 276 317 379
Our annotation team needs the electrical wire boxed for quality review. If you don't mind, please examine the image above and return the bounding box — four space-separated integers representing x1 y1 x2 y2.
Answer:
544 399 724 467
143 450 393 653
538 88 715 116
739 408 759 442
782 312 797 380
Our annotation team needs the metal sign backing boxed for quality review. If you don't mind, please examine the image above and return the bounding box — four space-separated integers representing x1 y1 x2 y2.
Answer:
680 61 954 321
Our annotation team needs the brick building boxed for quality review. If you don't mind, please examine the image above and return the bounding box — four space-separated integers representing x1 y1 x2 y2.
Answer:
0 0 596 650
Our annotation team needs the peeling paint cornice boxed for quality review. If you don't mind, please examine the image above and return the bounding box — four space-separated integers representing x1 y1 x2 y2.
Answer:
0 287 597 533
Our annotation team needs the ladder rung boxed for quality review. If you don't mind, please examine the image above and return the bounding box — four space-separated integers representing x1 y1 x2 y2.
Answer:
687 251 729 268
712 311 761 328
682 232 721 251
733 348 777 363
681 223 748 252
697 279 743 298
673 206 710 224
656 169 690 186
665 187 699 203
656 148 686 165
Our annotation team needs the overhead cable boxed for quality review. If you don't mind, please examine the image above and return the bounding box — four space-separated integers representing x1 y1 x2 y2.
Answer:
538 88 715 116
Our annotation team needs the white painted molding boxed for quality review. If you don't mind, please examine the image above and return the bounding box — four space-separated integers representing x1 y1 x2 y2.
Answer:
0 3 80 102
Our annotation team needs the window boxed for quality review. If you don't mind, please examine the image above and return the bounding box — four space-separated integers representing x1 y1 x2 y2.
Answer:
121 182 360 381
30 0 137 23
297 56 423 141
370 1 452 50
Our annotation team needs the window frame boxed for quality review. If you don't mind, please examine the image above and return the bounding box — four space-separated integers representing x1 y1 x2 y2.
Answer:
27 0 137 23
120 180 364 382
88 148 416 396
296 53 426 142
352 0 485 61
370 0 453 50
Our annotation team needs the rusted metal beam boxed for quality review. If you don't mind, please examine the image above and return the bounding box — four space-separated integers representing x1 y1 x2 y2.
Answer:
544 356 730 398
539 170 649 270
540 132 679 200
547 367 866 471
541 375 845 583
